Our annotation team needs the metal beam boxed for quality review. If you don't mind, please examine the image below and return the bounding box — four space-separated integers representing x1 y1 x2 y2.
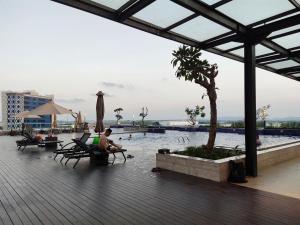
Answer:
256 50 300 64
51 0 299 82
118 0 155 21
253 14 300 38
211 0 232 8
51 0 202 47
203 34 243 49
247 8 298 28
244 42 257 177
261 40 300 64
288 0 300 8
277 66 300 74
164 13 198 31
117 0 139 13
224 45 243 53
171 0 247 33
202 31 235 45
270 28 300 40
203 13 300 49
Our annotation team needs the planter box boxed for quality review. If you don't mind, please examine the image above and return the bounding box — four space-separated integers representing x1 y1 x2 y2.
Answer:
156 142 300 182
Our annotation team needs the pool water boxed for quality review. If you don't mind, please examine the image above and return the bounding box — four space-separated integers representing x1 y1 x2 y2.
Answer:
109 128 299 152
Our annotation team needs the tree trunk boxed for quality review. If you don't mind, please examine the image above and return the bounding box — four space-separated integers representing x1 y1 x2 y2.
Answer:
206 88 217 152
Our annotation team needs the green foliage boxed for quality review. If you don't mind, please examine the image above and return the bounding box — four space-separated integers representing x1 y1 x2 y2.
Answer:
171 45 218 87
175 146 243 160
114 107 124 124
231 121 244 128
115 114 123 120
114 108 123 113
256 105 271 121
277 121 300 129
139 107 149 126
185 105 205 126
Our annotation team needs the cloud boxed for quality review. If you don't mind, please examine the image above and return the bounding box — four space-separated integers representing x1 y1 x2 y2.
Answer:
100 81 134 90
56 98 86 103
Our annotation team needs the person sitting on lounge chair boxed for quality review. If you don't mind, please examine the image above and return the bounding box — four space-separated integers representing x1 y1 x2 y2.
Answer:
98 128 122 153
34 133 44 142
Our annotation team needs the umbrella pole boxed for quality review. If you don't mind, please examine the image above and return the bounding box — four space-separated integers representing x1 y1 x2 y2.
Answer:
51 113 53 134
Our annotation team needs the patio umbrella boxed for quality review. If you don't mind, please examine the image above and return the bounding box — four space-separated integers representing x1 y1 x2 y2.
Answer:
95 91 105 134
28 101 71 115
26 101 71 128
15 111 41 119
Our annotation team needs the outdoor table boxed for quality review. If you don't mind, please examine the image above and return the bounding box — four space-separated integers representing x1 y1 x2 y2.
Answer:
38 137 64 149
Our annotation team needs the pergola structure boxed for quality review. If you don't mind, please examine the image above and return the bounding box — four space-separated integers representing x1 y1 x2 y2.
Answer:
51 0 300 176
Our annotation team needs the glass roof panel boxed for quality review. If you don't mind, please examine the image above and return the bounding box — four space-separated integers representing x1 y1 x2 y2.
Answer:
273 32 300 49
198 0 220 5
229 45 274 57
216 42 242 51
91 0 129 10
217 0 295 25
263 11 300 25
133 0 194 28
171 16 230 42
256 45 273 56
270 24 300 37
230 48 244 57
267 60 299 69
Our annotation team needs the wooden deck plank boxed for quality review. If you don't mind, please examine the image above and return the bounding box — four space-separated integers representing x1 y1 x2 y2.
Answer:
0 186 24 225
0 135 300 225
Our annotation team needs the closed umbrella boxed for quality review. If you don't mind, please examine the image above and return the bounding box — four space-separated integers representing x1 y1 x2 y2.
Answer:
77 111 83 125
95 91 105 134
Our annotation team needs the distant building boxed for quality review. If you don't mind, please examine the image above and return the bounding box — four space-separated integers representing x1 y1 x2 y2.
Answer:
1 91 54 130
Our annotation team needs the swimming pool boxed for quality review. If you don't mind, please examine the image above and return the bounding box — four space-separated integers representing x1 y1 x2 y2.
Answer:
109 128 299 152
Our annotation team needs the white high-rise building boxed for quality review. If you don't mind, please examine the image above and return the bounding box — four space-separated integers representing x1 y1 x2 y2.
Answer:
1 91 54 130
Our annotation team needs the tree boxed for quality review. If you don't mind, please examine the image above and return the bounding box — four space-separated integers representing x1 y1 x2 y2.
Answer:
256 105 271 128
139 107 148 127
114 108 123 124
185 105 205 126
172 45 218 152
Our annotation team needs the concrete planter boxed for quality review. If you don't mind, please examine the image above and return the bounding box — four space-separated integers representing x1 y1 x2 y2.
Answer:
156 142 300 182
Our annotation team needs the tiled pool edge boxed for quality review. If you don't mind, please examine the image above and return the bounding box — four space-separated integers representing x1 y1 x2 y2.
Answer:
156 142 300 182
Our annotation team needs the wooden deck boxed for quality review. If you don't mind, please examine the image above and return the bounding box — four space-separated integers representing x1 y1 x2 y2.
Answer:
0 135 300 225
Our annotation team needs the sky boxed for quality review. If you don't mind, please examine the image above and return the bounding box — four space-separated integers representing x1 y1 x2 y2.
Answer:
0 0 299 121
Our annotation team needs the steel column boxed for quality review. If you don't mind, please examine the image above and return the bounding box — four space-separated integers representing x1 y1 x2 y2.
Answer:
244 42 257 176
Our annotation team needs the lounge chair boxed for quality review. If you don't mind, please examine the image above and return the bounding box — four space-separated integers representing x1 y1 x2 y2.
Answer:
64 138 127 168
16 132 63 151
16 132 41 151
53 132 91 161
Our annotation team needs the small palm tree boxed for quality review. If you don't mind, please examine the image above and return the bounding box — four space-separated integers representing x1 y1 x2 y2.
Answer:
256 105 271 128
185 105 205 126
139 107 148 127
114 108 123 124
